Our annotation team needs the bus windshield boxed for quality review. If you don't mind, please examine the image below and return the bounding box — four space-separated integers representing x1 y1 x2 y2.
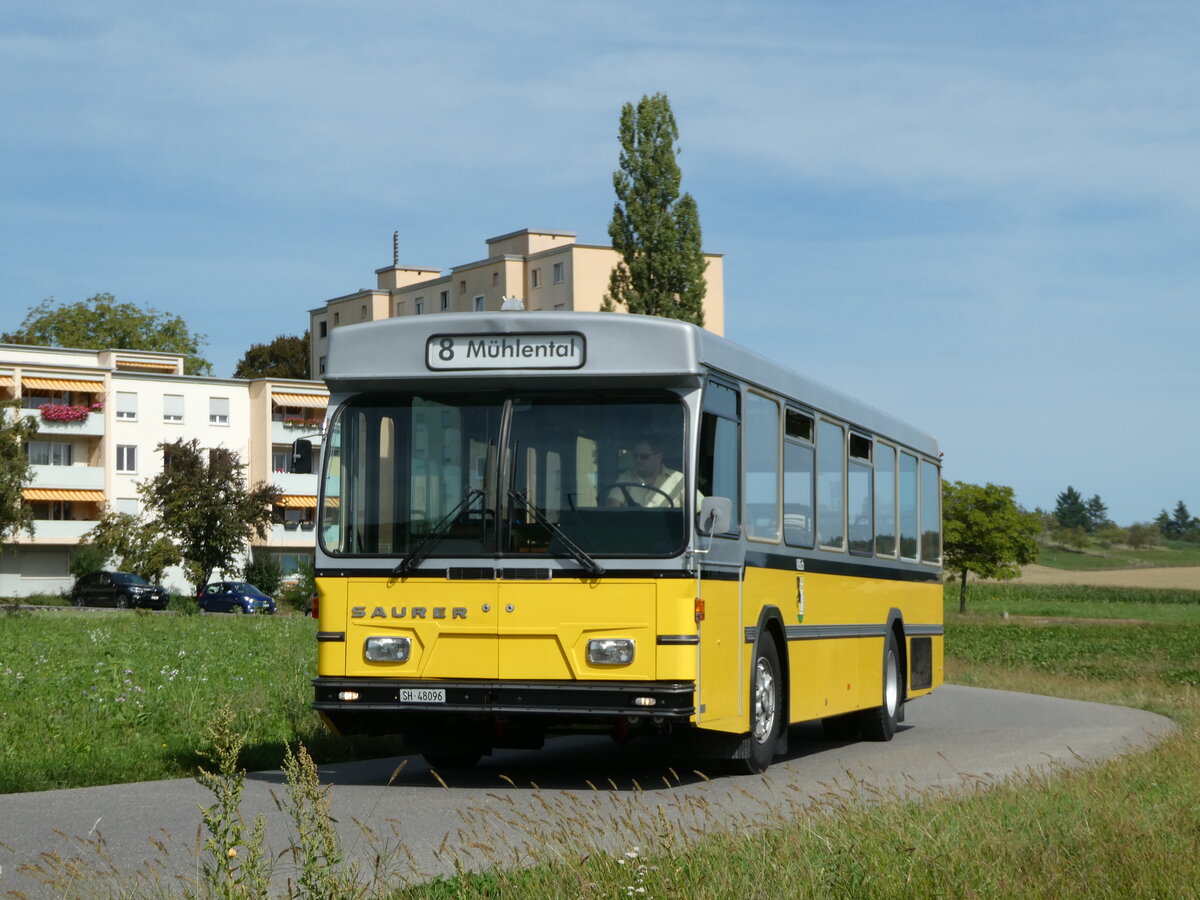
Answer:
320 391 687 561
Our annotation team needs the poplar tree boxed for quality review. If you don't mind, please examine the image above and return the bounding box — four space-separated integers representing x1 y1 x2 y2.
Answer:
603 93 707 325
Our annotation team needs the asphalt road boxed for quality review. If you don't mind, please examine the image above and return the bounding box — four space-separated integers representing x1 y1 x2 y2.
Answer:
0 685 1177 898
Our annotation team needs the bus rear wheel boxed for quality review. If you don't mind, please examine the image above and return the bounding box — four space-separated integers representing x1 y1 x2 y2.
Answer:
859 631 903 741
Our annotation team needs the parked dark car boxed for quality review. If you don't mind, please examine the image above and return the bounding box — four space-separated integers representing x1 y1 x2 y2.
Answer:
197 581 277 614
71 571 169 610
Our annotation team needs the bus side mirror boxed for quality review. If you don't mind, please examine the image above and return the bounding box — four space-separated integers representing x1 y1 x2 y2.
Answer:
291 439 313 475
696 497 731 536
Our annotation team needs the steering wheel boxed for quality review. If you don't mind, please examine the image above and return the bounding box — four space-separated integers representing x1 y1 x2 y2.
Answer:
601 481 675 508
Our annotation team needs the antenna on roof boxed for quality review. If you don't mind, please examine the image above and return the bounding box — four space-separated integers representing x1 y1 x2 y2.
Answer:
393 231 399 266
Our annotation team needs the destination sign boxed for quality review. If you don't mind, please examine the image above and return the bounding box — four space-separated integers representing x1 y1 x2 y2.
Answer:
426 333 586 370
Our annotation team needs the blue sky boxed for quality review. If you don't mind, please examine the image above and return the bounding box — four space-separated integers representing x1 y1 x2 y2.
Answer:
3 1 1197 525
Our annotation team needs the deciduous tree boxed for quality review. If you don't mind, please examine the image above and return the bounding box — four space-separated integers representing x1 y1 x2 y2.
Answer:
943 480 1041 613
4 293 212 375
602 92 707 325
139 439 280 593
82 510 181 583
233 332 310 380
0 400 39 543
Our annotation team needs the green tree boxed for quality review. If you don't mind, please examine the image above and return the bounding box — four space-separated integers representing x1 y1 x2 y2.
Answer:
82 509 182 583
1125 522 1160 549
1083 494 1110 534
1053 485 1089 531
602 92 707 325
4 293 212 375
233 332 311 380
943 481 1041 613
139 439 280 594
0 400 39 543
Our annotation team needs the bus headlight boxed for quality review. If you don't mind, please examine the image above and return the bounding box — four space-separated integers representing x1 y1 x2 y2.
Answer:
588 638 634 665
364 636 411 662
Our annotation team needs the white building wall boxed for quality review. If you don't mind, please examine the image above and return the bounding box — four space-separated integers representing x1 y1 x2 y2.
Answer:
1 343 326 599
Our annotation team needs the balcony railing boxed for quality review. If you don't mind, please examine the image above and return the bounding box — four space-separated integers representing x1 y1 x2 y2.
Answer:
29 465 105 491
22 408 105 437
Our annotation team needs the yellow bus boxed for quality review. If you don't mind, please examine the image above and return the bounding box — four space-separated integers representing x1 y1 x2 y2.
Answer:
308 312 943 773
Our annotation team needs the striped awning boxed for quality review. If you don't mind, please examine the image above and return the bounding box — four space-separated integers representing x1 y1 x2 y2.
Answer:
0 375 13 387
277 495 318 508
272 393 328 408
22 377 105 392
23 488 106 502
116 360 177 372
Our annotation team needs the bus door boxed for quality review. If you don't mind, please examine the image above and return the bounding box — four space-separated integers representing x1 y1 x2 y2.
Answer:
694 379 746 731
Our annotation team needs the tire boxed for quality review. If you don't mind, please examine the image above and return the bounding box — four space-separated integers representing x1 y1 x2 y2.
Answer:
727 637 782 774
859 630 903 741
116 593 130 609
73 595 85 608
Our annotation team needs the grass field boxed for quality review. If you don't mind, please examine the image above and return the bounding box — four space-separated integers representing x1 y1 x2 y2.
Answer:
3 582 1199 897
1034 536 1200 570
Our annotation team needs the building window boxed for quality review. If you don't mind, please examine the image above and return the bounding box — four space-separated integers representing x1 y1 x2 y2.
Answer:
163 394 184 423
318 320 328 338
474 295 486 312
531 268 541 289
209 396 230 425
31 500 73 521
333 311 340 325
116 391 137 420
360 304 368 320
492 272 499 287
319 356 327 374
272 447 290 472
458 280 466 295
116 497 139 515
25 440 73 466
415 300 424 315
553 262 564 284
116 445 137 473
440 289 449 309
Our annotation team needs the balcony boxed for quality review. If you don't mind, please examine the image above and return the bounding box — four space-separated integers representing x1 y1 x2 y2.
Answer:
24 520 96 542
272 472 319 495
269 524 318 545
22 408 105 437
29 465 105 491
272 420 323 446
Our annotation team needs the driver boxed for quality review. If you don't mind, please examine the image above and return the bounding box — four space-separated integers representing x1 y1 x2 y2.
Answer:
606 435 685 508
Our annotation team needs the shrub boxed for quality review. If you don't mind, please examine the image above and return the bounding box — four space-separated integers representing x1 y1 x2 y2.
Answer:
243 552 283 597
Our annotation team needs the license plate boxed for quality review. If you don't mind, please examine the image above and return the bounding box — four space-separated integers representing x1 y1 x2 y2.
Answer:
399 688 446 704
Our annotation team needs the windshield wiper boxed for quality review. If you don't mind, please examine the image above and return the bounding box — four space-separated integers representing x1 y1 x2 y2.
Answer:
508 490 605 577
394 489 485 576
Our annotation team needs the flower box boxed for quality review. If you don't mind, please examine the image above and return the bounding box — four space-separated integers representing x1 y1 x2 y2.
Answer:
39 402 103 423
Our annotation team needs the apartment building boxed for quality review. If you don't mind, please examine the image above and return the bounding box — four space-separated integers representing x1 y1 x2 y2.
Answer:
309 228 726 376
0 344 327 597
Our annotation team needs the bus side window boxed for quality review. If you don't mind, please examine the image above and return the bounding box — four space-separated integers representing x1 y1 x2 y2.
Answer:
698 411 740 533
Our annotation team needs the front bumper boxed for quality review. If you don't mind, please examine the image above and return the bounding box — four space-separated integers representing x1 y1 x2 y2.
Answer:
313 677 695 725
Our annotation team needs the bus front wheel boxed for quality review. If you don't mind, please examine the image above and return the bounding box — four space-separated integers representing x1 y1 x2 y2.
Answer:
727 638 781 774
859 631 903 741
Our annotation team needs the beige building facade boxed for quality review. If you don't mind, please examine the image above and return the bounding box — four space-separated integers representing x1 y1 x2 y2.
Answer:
309 228 725 376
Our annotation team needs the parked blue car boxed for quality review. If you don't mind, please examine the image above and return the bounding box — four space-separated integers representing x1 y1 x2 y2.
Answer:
197 581 277 614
